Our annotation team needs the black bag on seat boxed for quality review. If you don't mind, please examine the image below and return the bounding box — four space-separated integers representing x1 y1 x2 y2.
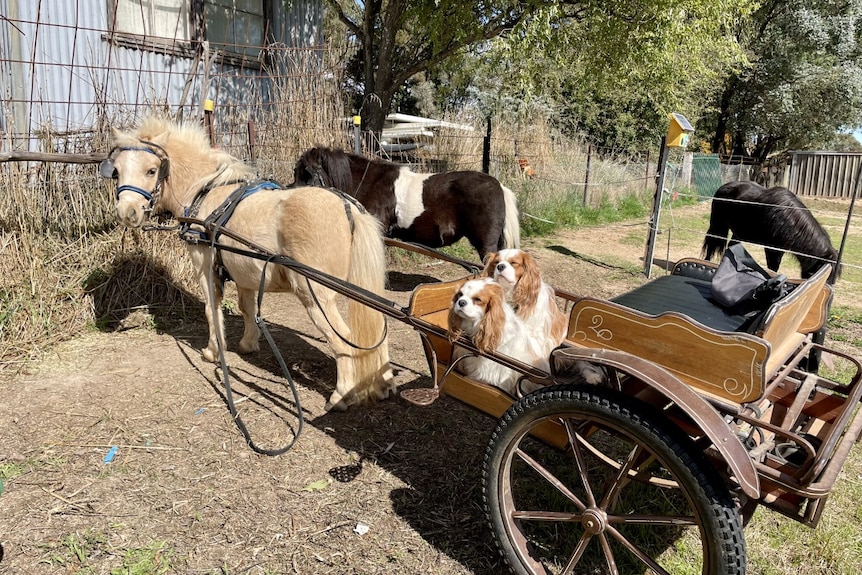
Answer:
711 243 791 315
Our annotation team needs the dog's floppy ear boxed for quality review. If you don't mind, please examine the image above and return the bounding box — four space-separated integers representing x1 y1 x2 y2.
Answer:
481 252 498 278
512 250 541 316
447 308 464 343
447 289 465 343
473 286 505 352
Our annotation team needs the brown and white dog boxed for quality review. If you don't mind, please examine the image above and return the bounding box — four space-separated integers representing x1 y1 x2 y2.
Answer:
447 277 548 396
483 249 605 385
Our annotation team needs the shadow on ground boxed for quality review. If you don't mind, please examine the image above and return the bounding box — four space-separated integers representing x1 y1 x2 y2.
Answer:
85 253 203 332
89 252 506 573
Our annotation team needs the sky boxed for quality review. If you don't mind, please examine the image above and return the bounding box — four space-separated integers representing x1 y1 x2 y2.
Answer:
856 129 862 144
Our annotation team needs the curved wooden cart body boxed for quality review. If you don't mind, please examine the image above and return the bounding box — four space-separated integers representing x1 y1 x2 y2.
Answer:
185 219 861 575
405 255 862 575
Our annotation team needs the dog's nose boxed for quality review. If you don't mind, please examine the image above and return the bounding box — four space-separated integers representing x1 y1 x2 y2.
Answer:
496 263 506 272
457 298 467 308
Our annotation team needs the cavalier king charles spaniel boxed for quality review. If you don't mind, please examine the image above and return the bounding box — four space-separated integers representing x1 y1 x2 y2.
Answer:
483 249 605 385
447 277 548 396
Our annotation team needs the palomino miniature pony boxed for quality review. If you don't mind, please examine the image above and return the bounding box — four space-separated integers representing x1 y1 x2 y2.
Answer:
292 146 521 261
702 181 840 281
104 117 394 411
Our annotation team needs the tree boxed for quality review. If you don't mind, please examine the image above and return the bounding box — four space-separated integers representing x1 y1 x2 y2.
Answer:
325 0 551 136
325 0 752 147
471 1 754 151
702 0 862 162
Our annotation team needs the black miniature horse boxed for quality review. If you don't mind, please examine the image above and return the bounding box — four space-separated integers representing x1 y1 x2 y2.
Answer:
292 147 520 260
702 181 840 281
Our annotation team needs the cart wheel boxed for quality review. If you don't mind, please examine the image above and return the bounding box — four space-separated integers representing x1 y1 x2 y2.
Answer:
483 385 746 575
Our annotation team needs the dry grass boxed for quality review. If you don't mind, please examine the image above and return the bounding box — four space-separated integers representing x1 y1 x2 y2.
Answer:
0 47 349 373
0 135 202 371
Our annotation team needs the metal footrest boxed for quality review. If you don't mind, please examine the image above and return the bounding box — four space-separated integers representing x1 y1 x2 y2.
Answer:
399 387 440 406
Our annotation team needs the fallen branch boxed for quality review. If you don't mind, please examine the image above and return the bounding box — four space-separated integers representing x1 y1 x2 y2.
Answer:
0 151 104 164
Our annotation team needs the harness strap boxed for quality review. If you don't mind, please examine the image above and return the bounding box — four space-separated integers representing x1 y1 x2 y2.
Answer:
181 179 281 284
105 142 170 208
325 187 367 235
181 180 364 280
204 179 281 233
206 249 303 456
180 178 277 241
116 184 154 202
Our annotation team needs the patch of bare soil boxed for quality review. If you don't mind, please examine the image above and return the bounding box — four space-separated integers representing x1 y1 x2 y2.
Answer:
1 204 860 574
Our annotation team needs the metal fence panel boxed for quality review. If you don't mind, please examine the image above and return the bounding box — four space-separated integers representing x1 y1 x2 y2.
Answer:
691 153 722 199
789 152 862 198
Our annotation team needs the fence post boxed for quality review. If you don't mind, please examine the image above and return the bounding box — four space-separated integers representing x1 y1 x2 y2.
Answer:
583 143 592 206
643 136 669 278
836 161 862 280
203 99 215 147
681 152 693 189
482 117 491 174
352 116 362 154
247 120 256 163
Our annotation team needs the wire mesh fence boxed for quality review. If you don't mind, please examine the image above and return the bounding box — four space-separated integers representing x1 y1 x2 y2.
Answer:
2 6 861 368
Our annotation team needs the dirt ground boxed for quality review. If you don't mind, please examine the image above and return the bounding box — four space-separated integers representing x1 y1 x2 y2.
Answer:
1 202 860 574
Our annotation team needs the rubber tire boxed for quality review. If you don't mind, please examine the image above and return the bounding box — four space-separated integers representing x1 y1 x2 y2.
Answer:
483 384 746 575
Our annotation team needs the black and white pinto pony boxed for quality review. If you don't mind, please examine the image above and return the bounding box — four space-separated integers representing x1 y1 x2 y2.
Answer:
702 181 840 282
104 117 394 411
292 147 520 261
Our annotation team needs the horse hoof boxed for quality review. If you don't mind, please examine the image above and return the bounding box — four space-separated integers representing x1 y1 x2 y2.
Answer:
201 348 218 363
238 340 259 355
374 367 396 400
325 392 349 412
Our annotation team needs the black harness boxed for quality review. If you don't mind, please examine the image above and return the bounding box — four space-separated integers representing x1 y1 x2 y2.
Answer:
179 179 281 284
180 179 366 285
100 142 170 211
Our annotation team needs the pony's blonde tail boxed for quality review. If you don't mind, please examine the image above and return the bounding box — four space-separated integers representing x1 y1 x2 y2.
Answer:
501 185 521 249
346 207 393 402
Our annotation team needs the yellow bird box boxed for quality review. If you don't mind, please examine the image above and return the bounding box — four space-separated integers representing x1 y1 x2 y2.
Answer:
667 113 694 148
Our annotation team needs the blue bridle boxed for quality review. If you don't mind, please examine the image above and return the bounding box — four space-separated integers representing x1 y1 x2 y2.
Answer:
100 142 170 210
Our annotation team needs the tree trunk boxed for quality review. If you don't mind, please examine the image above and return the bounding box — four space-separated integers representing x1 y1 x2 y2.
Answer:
361 97 387 139
711 77 737 154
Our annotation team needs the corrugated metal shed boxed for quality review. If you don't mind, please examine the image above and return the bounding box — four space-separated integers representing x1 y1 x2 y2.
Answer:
0 0 324 150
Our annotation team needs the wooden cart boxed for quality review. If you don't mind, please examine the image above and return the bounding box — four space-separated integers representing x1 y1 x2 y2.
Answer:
404 255 861 575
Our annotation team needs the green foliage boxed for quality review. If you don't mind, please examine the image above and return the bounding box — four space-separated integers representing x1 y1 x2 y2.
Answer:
39 530 106 570
38 530 174 574
327 0 753 146
0 461 28 482
111 541 173 575
700 0 862 159
520 189 651 237
828 305 862 330
462 0 753 151
328 0 552 130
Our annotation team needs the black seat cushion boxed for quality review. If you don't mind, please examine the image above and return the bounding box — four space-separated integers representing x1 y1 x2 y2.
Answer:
611 275 755 333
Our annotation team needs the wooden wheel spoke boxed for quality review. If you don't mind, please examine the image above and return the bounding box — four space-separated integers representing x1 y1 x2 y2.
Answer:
576 435 676 488
599 443 646 509
561 532 594 575
562 417 597 506
515 447 586 510
605 524 672 575
511 510 581 522
606 514 699 527
598 533 620 575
